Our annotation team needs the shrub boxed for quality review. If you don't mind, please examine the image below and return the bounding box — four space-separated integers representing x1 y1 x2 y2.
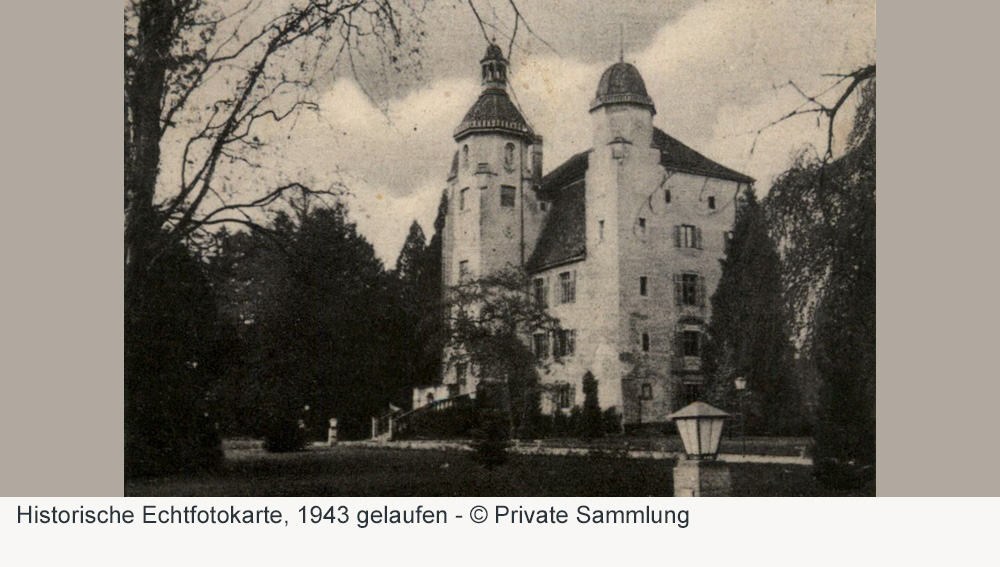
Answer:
581 372 603 440
469 407 511 469
262 416 309 452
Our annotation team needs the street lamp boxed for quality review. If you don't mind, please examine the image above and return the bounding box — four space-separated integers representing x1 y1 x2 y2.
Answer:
667 401 732 496
734 376 747 456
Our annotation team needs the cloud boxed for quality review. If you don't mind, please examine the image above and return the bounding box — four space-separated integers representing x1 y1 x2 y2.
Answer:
175 0 874 267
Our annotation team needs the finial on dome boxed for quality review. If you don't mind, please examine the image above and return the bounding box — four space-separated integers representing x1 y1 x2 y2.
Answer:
619 24 624 62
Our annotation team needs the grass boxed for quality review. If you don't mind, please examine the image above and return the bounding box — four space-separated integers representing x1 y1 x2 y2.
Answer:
125 440 872 497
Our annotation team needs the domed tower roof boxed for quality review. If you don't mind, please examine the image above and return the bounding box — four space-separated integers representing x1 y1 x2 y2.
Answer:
590 61 656 115
454 44 535 142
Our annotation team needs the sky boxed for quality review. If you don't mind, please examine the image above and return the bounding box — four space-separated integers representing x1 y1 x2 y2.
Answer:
164 0 876 267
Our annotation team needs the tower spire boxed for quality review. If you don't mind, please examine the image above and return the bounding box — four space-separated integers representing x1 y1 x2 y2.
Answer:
619 24 624 62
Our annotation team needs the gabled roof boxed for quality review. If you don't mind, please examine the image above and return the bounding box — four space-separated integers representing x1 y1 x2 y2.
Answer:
526 178 586 272
653 128 754 184
525 129 752 273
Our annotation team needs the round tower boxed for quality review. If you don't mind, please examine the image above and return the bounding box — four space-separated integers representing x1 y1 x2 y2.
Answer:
590 61 656 153
446 44 544 285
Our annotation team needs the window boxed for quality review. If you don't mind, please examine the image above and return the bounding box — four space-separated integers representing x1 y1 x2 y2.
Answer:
641 332 650 352
724 231 734 254
461 145 469 169
459 260 470 282
640 383 653 400
504 143 516 172
460 187 469 210
673 273 705 306
638 218 647 238
500 185 516 207
540 202 548 212
708 196 716 209
554 329 576 357
456 362 467 385
555 384 574 409
664 189 672 203
674 224 702 249
681 330 702 357
639 276 648 297
532 277 548 308
598 220 604 241
533 333 549 359
559 271 576 304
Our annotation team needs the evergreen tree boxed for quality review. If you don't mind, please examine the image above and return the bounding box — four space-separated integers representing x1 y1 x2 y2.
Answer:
125 237 231 477
581 372 603 440
704 189 801 435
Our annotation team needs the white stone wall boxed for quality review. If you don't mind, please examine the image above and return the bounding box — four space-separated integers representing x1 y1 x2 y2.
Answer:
533 103 740 424
440 131 543 394
438 86 742 426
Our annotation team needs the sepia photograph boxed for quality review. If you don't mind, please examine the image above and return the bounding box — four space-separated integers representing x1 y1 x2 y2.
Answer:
123 0 876 497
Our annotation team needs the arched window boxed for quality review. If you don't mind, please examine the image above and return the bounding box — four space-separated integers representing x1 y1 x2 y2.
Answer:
504 142 516 172
461 145 469 170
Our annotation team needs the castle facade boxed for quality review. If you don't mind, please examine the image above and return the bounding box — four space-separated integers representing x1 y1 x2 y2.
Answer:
417 44 753 426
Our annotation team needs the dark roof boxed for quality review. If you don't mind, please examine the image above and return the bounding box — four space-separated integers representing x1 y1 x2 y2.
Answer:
653 128 754 184
454 88 534 141
591 62 656 114
525 130 752 272
539 150 590 197
526 179 586 272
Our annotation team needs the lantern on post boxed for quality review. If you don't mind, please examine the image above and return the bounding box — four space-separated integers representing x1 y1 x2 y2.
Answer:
667 401 732 496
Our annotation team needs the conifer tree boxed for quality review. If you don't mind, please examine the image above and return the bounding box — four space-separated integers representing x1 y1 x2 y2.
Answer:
704 189 801 435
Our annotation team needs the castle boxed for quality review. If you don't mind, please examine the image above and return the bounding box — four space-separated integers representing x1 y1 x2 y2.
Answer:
414 44 753 426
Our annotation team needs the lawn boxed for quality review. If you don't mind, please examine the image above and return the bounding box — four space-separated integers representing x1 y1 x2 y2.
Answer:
125 441 872 497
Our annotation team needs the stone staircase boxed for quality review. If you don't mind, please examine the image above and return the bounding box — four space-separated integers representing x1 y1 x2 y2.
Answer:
371 394 474 441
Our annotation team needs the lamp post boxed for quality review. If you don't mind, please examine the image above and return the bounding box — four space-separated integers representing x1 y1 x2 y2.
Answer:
734 376 747 456
667 401 732 497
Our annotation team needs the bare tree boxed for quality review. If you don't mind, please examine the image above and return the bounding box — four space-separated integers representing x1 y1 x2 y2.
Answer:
125 0 422 301
753 64 876 163
123 0 535 475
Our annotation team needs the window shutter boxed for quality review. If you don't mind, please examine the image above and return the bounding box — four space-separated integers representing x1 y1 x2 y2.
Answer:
673 274 682 305
696 227 703 249
698 276 706 307
673 225 681 247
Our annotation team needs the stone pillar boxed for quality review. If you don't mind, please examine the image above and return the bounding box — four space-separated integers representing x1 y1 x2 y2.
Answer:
673 458 732 497
327 418 339 446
